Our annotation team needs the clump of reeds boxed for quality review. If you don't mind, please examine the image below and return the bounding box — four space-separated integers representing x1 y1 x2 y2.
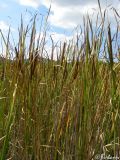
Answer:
0 2 120 160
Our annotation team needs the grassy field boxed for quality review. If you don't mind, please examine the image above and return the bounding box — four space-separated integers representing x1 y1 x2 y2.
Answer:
0 7 120 160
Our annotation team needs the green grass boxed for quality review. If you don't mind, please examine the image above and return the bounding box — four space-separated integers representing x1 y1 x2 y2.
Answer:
0 7 120 160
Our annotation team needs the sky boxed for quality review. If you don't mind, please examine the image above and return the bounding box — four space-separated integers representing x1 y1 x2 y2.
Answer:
0 0 120 58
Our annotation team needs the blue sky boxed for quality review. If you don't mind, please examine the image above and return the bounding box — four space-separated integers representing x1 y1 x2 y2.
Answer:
0 0 72 40
0 0 120 58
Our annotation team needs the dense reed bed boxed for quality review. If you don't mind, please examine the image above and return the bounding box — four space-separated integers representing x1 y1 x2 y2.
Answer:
0 5 120 160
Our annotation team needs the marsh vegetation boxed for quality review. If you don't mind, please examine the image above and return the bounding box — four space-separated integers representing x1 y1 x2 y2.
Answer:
0 3 120 160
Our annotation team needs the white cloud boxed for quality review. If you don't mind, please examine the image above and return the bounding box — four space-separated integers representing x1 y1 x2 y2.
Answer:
19 0 40 8
48 3 99 29
0 21 9 31
42 0 120 29
0 21 15 33
16 0 120 30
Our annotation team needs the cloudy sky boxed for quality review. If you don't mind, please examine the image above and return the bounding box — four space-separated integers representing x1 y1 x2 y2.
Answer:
0 0 120 48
